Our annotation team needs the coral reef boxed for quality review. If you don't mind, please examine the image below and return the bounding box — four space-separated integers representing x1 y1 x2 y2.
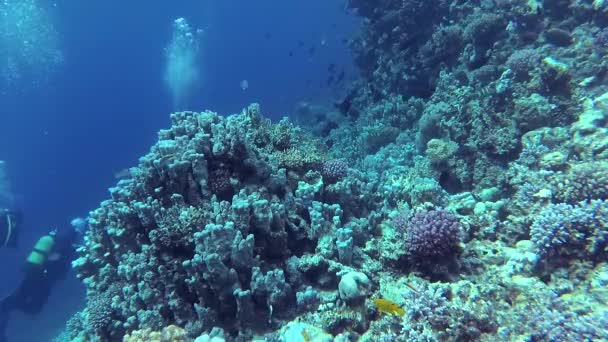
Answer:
58 0 608 340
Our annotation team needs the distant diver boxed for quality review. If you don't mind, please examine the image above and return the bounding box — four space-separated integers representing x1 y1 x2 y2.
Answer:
0 209 21 249
0 161 20 249
0 223 81 342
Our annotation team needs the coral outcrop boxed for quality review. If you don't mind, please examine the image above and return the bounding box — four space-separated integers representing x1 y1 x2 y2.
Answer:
56 0 608 341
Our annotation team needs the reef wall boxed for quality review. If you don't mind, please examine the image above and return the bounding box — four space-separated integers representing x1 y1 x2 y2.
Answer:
58 0 608 341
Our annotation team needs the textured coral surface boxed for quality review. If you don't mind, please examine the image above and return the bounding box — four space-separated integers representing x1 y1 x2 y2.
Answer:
57 0 608 341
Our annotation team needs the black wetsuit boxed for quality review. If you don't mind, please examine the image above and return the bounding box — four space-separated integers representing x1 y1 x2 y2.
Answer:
0 226 76 342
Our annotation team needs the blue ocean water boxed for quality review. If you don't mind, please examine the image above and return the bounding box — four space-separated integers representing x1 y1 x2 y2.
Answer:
1 1 358 340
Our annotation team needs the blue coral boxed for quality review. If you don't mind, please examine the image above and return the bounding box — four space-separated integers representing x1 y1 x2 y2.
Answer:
530 200 608 262
551 162 608 203
526 299 608 341
530 203 587 258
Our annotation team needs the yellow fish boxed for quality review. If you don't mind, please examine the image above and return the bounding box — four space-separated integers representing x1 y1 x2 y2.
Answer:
301 329 310 342
373 298 405 316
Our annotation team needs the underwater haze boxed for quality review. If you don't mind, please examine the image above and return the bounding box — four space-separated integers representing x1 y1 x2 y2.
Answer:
2 0 608 341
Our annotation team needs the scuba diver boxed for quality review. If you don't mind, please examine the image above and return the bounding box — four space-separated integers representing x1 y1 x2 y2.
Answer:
0 209 21 249
0 161 84 341
0 223 80 342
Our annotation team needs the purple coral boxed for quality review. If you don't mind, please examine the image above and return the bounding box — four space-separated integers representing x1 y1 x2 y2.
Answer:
321 159 349 183
406 210 462 258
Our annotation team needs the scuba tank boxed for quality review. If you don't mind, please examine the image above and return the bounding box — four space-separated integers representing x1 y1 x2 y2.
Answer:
26 230 56 266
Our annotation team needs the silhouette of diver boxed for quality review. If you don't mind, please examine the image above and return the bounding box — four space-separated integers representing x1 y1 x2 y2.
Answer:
0 224 78 342
0 209 21 249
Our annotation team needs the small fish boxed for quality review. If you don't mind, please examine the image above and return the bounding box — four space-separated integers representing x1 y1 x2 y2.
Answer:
158 153 177 166
114 168 131 180
479 85 494 97
336 92 354 114
240 79 249 91
405 282 419 293
48 252 61 262
328 63 336 73
373 298 405 316
288 51 294 57
308 46 316 55
336 70 345 83
301 329 310 342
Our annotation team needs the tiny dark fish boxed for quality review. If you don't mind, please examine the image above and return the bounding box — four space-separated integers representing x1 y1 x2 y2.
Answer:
404 282 420 293
336 70 346 83
298 40 305 47
328 63 336 73
336 90 356 115
308 46 316 55
288 51 294 57
264 32 272 39
327 75 335 86
341 38 349 45
544 28 573 46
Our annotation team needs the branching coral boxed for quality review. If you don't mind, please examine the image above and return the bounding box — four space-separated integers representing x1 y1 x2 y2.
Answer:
550 162 608 203
406 209 462 259
530 200 608 267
